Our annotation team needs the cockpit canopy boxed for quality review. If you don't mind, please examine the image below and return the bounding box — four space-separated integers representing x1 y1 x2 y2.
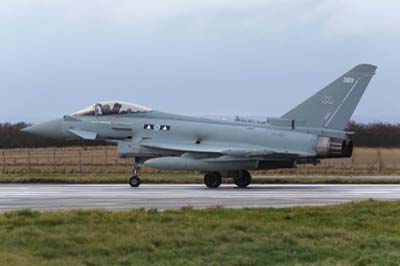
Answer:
72 101 152 116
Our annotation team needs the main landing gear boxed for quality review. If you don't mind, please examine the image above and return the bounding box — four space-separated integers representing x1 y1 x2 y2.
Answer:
203 170 252 189
204 172 223 188
233 170 252 188
129 167 141 188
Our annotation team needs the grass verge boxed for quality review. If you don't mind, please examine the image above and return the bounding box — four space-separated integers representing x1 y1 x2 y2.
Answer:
1 201 400 266
1 173 400 184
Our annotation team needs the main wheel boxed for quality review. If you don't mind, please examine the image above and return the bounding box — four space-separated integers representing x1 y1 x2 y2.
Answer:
204 172 222 188
234 171 251 188
129 175 141 187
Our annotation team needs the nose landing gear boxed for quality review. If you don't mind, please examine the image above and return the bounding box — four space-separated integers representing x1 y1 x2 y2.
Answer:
129 175 141 187
129 167 141 188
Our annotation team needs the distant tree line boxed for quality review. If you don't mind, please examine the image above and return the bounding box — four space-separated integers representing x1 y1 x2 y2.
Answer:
0 122 108 149
0 122 399 149
347 122 400 148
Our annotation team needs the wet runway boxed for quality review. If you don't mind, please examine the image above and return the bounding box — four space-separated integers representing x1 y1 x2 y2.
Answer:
1 184 400 211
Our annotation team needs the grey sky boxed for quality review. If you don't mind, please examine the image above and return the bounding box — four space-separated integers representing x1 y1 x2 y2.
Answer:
1 0 399 123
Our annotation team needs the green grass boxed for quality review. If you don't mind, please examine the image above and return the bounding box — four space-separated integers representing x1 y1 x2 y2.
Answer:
1 173 400 184
1 201 400 265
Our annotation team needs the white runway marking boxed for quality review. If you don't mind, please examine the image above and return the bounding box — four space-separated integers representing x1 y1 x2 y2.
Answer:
1 184 400 211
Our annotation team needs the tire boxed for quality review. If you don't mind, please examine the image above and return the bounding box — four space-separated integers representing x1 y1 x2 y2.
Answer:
204 172 222 188
129 176 141 187
234 171 251 188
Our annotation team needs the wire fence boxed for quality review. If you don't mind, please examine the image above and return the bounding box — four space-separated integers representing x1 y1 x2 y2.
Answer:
0 146 399 175
0 146 133 174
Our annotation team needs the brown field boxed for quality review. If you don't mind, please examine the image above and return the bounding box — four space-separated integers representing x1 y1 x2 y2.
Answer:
0 146 399 175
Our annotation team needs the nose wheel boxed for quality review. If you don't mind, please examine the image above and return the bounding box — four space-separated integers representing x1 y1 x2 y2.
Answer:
129 167 141 188
129 175 141 187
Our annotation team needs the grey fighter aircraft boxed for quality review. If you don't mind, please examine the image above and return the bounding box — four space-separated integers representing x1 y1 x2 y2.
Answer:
23 64 377 188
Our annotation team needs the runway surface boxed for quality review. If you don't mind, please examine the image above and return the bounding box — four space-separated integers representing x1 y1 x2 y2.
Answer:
1 184 400 211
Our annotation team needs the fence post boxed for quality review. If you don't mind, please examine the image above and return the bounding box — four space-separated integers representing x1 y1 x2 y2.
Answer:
27 151 31 173
377 149 382 173
105 150 108 166
79 150 82 174
53 150 56 173
2 151 5 173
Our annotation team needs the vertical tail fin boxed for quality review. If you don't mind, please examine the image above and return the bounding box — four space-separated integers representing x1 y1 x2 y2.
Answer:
282 64 377 130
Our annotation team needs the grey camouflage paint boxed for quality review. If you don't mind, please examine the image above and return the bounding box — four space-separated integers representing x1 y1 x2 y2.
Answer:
23 64 377 172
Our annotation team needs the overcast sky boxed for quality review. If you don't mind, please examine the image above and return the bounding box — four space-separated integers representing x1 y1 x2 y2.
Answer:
0 0 399 123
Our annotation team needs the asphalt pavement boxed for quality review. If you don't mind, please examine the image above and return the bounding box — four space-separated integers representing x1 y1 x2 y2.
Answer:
1 184 400 211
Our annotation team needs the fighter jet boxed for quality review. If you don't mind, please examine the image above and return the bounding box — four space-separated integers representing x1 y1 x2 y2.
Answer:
23 64 377 188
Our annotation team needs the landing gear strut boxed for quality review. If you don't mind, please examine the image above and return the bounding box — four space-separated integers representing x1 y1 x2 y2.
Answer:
204 172 223 188
129 167 141 188
234 170 252 188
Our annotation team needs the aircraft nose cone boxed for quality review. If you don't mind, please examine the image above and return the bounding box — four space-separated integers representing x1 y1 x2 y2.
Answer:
21 119 64 139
